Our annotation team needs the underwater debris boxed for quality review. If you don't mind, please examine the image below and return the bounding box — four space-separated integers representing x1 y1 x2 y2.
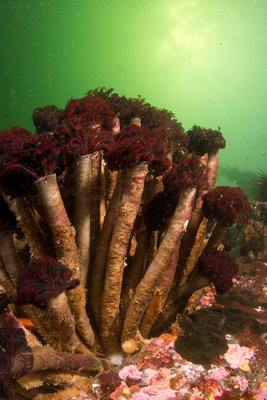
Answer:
0 88 254 398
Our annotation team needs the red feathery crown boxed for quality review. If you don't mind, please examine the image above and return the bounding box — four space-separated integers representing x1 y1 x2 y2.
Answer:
16 257 80 309
198 249 238 294
187 125 226 156
202 186 251 226
162 154 206 192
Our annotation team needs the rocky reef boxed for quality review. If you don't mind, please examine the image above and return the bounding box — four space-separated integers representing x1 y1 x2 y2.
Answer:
0 89 254 398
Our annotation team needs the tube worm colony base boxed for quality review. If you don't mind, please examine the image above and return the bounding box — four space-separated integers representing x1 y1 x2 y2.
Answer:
0 89 251 398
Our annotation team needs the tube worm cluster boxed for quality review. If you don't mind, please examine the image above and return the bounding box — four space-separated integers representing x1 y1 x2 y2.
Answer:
0 88 251 398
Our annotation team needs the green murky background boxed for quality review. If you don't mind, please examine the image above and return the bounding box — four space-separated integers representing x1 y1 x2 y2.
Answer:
0 0 266 191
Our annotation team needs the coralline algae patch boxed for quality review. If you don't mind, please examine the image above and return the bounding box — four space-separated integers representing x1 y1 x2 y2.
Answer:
94 331 265 400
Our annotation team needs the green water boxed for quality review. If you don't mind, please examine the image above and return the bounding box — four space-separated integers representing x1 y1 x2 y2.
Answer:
0 0 266 191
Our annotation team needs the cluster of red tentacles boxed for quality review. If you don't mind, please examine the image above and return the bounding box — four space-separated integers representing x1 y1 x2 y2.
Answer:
0 88 188 197
54 114 114 162
187 125 226 155
32 105 64 134
15 257 80 309
63 88 186 147
162 154 206 192
105 124 171 174
0 130 65 196
198 249 238 294
63 91 116 130
202 186 251 227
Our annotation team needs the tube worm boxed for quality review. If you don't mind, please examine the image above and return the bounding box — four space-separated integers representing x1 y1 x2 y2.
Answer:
17 371 87 392
119 223 152 319
0 317 105 399
33 174 97 344
0 130 98 348
158 154 207 291
68 122 112 287
0 205 57 346
120 175 164 318
100 122 171 352
151 249 238 334
121 154 206 349
121 186 196 350
100 162 148 352
187 125 226 189
202 186 251 250
175 157 208 278
2 194 51 258
0 201 55 343
33 172 98 348
0 230 21 283
30 345 106 374
0 88 244 396
178 217 211 286
15 257 90 354
197 249 238 294
73 154 92 286
154 187 249 330
139 245 180 337
105 168 119 207
61 88 117 256
0 295 106 376
89 151 102 261
0 129 50 258
0 255 58 347
100 155 106 227
177 126 226 272
54 115 114 288
89 170 125 324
